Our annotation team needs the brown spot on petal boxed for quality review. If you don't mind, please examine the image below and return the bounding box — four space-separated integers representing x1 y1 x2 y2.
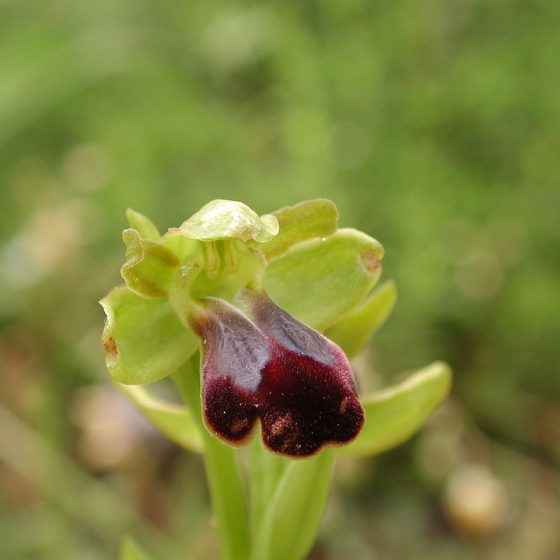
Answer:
269 412 293 438
229 418 250 435
103 336 118 358
339 396 351 415
362 249 380 273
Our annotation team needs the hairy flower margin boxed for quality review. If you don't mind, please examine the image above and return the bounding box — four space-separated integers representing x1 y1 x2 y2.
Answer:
100 199 451 460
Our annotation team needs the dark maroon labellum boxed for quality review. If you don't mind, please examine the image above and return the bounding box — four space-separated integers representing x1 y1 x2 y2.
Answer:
189 290 364 458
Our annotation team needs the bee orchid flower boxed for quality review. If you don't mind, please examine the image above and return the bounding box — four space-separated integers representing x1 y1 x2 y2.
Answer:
189 289 364 457
100 199 451 560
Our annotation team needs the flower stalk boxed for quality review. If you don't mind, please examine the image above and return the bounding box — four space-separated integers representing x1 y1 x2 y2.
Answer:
173 356 251 560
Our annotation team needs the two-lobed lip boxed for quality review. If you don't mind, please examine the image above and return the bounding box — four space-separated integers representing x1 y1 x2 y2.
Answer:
190 288 365 458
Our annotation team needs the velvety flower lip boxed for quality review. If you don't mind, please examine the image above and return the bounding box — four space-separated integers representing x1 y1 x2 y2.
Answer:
189 290 364 458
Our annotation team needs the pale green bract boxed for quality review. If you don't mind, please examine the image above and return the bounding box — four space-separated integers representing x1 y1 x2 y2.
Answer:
343 362 452 457
116 384 203 453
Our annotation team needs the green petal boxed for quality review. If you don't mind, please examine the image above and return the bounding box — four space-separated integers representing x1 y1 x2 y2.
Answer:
253 451 335 560
100 286 198 385
325 280 397 359
342 362 452 457
178 199 279 242
263 228 384 330
117 384 203 453
125 208 161 241
120 537 150 560
121 229 181 299
260 199 339 260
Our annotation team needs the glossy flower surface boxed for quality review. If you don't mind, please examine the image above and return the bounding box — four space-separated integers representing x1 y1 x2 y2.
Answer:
190 289 364 457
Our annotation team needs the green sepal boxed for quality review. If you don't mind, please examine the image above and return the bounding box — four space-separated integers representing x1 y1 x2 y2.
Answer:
325 280 397 359
117 383 203 453
120 536 150 560
342 362 452 457
126 208 161 241
121 229 181 298
178 199 279 243
259 199 339 260
253 451 335 560
100 286 198 385
263 228 384 330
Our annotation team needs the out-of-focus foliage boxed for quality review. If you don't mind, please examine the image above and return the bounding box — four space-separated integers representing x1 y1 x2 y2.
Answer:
0 1 558 559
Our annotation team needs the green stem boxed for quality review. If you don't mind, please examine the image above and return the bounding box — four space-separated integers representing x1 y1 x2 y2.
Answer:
254 450 336 560
173 356 251 560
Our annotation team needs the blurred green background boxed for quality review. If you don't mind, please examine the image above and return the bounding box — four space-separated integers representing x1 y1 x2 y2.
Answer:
1 1 559 559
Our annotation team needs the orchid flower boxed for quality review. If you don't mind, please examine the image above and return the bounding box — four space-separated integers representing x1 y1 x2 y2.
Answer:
100 199 451 560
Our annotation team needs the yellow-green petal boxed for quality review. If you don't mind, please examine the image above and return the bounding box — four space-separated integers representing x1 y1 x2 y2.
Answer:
264 228 384 330
260 198 339 260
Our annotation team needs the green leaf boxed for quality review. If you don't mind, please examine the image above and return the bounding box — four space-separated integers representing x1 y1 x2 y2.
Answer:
100 286 198 385
120 537 150 560
121 229 181 298
342 362 452 457
178 199 279 243
260 199 339 260
254 451 335 560
326 280 397 359
263 228 384 330
117 384 203 453
126 209 161 241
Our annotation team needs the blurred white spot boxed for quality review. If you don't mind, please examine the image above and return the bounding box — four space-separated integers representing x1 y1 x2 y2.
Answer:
444 463 509 536
0 199 103 289
69 385 155 471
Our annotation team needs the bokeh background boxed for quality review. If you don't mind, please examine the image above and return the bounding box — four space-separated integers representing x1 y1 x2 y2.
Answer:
1 1 559 559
